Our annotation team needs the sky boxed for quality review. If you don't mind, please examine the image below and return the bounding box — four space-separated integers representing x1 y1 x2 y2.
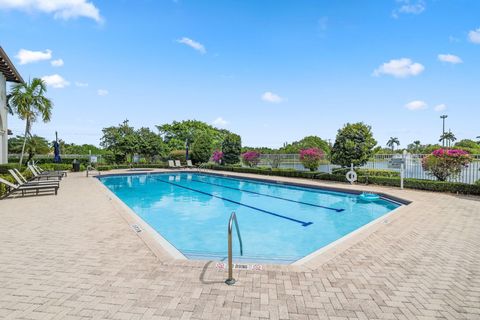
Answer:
1 0 479 148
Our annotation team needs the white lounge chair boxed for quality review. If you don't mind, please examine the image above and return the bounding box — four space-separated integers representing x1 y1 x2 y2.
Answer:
34 164 67 177
186 160 195 168
9 169 60 187
174 160 184 168
168 160 176 169
28 165 62 181
0 177 59 198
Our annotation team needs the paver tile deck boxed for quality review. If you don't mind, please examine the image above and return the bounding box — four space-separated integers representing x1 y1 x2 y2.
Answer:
0 170 479 319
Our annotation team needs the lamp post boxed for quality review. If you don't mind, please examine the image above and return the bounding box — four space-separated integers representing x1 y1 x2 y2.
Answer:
440 115 448 147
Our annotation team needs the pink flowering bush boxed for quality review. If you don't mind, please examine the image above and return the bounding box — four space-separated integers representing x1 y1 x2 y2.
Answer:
299 148 324 171
241 151 261 167
211 150 224 164
422 148 471 181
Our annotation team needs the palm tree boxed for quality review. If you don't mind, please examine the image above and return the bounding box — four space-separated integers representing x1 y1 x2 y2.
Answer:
6 94 13 115
439 131 457 147
411 140 422 153
8 78 53 166
386 137 400 152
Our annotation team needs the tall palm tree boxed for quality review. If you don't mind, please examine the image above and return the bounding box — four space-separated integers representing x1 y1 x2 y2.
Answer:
439 131 456 147
412 140 421 153
6 94 13 115
386 137 400 152
8 78 53 166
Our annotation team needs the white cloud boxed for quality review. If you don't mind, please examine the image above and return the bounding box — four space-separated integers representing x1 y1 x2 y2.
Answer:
468 28 480 44
75 81 88 87
438 54 462 64
404 100 427 111
261 91 284 103
434 104 447 112
41 74 70 88
0 0 102 22
97 89 108 96
212 117 228 127
392 0 426 18
51 58 64 67
373 58 424 78
16 48 52 65
176 37 206 54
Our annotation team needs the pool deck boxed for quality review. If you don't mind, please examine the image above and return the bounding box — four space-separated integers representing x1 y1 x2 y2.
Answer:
0 169 479 319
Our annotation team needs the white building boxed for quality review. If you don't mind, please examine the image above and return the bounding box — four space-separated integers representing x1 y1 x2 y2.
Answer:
0 47 23 164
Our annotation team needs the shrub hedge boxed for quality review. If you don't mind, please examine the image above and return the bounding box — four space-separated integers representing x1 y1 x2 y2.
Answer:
8 157 91 165
201 164 480 195
0 167 36 197
0 163 83 174
96 163 169 171
331 167 401 178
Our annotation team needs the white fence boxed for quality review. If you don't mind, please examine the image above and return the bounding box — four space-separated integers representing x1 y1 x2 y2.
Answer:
258 154 480 185
8 154 102 163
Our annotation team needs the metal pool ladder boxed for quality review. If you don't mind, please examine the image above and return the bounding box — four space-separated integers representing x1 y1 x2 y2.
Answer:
226 212 243 285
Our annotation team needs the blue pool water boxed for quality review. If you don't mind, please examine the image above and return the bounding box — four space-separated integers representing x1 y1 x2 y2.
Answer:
99 173 400 264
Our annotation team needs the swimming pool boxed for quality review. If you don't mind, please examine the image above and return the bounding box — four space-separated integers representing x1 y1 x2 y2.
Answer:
99 172 401 264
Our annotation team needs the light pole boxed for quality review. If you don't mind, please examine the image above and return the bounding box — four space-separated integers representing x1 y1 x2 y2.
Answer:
440 115 448 147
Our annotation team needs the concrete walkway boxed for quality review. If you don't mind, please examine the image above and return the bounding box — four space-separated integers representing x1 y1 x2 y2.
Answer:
0 170 479 320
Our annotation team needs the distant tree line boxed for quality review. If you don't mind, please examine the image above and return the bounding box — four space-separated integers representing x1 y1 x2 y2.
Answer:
8 116 480 167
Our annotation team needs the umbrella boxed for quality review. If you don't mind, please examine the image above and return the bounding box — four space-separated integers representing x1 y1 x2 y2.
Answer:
53 141 61 163
185 138 189 161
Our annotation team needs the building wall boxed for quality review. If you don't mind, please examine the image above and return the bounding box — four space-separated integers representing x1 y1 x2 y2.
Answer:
0 73 7 164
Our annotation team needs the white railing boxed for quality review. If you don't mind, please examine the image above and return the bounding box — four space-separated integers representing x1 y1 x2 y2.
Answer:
258 153 480 185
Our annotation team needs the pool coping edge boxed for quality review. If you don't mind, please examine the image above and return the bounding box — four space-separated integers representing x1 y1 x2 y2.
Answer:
95 178 187 261
93 169 412 270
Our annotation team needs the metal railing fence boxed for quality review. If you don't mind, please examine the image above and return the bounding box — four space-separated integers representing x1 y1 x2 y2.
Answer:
257 153 480 185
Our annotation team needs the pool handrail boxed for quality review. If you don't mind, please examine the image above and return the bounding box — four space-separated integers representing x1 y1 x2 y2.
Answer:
226 211 243 285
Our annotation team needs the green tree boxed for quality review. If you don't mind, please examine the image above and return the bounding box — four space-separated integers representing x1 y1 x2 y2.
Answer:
8 78 53 165
413 140 421 153
136 127 167 162
222 133 242 165
386 137 400 152
60 141 105 155
280 136 330 154
331 122 377 167
100 120 138 163
6 94 13 115
156 120 231 152
454 139 480 154
191 133 213 164
8 135 50 163
241 146 278 154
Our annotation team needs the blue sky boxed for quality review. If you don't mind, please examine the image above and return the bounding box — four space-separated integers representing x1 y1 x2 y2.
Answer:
1 0 479 148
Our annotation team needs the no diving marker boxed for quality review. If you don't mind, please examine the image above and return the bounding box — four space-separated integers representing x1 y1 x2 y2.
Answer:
131 224 142 233
215 262 263 271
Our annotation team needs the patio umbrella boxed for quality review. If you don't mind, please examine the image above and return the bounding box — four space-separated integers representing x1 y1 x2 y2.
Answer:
53 141 61 163
185 139 189 161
